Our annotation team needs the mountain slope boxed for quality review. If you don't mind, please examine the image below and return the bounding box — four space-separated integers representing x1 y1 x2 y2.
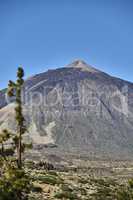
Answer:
1 60 133 159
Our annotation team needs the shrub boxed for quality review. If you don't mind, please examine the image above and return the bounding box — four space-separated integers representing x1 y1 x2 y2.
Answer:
54 191 78 199
0 166 31 200
34 174 63 185
31 186 43 193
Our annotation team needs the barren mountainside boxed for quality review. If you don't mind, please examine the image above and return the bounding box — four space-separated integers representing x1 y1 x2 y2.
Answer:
1 60 133 160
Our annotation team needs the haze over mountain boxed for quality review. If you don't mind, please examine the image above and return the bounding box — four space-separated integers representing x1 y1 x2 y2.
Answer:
1 60 133 160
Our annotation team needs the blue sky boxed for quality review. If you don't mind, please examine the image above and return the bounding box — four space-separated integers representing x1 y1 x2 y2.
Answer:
0 0 133 89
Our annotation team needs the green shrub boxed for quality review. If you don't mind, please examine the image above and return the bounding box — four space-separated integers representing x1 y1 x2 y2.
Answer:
80 188 87 195
61 184 73 192
34 174 63 185
31 186 43 193
0 166 31 200
47 171 58 176
78 178 88 184
54 191 78 199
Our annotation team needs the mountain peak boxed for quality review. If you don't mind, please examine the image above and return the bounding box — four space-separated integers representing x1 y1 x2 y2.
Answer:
66 59 99 72
70 59 87 66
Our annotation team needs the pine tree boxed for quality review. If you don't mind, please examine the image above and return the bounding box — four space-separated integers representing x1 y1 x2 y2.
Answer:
0 67 32 200
7 67 26 168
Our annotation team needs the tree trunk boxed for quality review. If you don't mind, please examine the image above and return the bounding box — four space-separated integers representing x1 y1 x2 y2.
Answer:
17 128 22 169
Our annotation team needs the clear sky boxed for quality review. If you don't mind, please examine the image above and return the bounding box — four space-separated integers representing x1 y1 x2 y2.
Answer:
0 0 133 89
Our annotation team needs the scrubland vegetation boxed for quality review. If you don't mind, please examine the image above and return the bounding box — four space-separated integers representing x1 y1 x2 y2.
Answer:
26 163 133 200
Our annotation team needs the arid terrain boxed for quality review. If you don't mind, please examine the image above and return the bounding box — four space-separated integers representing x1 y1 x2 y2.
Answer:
26 159 133 200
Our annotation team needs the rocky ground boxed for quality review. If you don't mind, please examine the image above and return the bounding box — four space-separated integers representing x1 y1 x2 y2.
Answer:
26 160 133 200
